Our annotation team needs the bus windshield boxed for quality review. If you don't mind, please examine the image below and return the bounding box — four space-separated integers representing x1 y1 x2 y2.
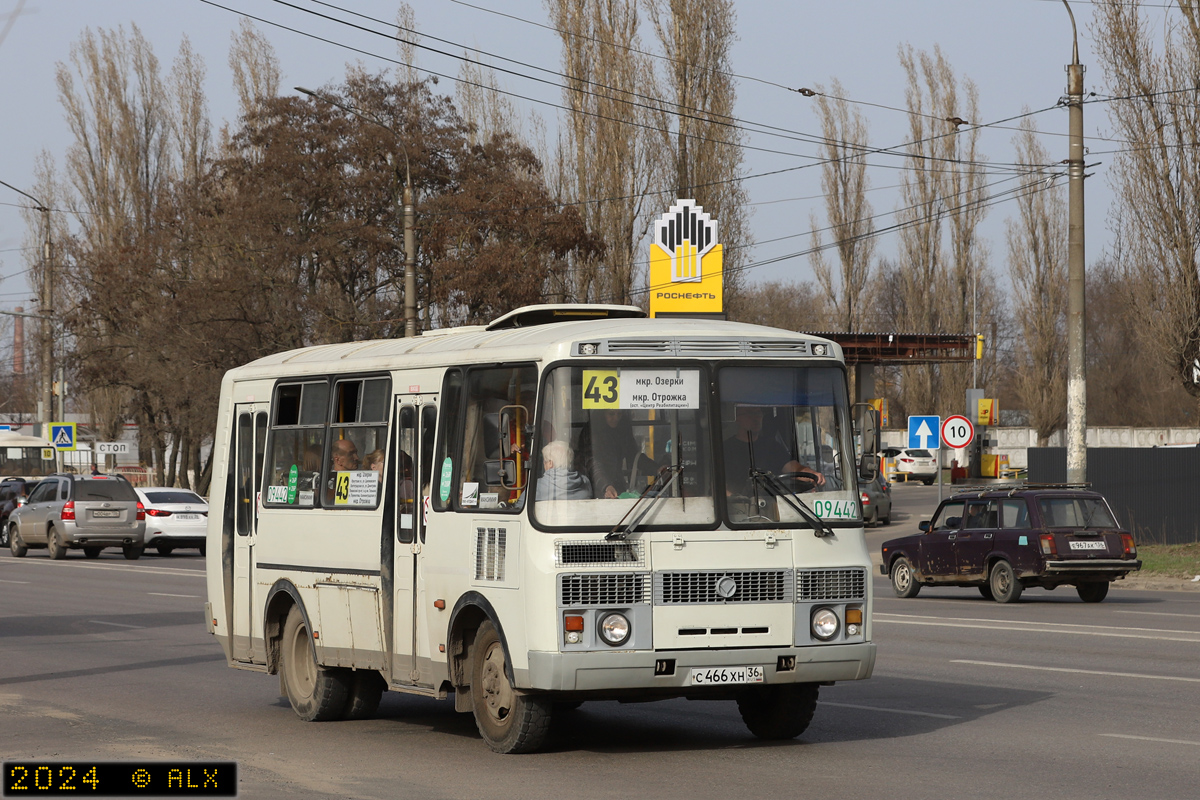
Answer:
531 365 715 529
718 365 858 527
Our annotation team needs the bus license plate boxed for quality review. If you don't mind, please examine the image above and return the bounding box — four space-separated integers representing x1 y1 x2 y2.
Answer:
689 665 765 685
92 510 120 518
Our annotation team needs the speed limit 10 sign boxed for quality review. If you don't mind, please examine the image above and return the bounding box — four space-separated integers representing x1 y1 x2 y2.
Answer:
941 415 975 449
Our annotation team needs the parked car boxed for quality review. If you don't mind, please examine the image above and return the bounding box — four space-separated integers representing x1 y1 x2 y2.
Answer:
136 487 208 555
8 473 146 560
860 472 892 526
0 478 40 547
883 447 938 484
880 487 1141 603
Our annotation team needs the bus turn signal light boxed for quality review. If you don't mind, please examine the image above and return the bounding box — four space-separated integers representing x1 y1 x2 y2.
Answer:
564 616 584 632
845 608 863 625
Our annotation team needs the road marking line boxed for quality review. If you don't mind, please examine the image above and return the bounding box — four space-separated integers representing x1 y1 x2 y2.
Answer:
89 620 144 629
1098 734 1200 746
952 659 1200 683
0 578 29 584
1 560 202 578
147 593 199 599
1116 610 1200 620
879 618 1200 643
875 614 1200 642
819 701 959 719
876 612 1196 634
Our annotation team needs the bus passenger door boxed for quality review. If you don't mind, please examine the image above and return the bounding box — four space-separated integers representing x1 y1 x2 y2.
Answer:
232 405 268 663
393 394 437 685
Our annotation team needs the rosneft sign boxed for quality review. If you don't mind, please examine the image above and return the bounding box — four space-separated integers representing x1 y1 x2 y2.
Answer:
649 199 724 318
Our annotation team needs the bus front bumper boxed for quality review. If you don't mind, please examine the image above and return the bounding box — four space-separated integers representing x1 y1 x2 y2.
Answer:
524 642 876 692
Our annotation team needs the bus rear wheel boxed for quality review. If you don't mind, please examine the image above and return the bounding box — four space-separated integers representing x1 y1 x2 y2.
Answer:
737 683 820 740
470 620 551 754
342 670 387 720
281 606 349 722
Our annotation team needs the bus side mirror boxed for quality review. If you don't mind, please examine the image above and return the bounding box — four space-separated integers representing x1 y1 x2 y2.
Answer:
853 403 879 456
858 454 878 482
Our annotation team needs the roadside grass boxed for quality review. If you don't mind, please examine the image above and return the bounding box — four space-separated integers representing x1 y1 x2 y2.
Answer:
1137 543 1200 578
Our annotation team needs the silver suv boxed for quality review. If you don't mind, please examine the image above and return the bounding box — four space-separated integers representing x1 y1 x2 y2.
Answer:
8 473 146 560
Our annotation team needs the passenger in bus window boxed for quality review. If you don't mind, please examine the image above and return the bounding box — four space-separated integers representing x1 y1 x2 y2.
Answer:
723 405 824 494
331 438 359 471
535 440 592 501
578 409 655 499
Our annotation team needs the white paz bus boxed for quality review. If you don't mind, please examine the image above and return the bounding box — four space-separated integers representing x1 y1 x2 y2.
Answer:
205 305 880 753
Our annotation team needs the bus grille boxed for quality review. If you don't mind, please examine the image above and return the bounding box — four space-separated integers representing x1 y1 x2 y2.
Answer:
474 526 507 581
654 570 793 604
796 568 866 601
555 540 645 567
558 573 650 607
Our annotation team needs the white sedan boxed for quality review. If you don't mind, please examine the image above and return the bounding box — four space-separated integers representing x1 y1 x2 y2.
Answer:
135 487 208 555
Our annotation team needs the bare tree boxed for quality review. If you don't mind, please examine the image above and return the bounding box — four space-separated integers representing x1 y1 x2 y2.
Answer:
807 80 875 332
645 0 751 302
548 0 662 304
229 19 280 123
1006 118 1067 445
1092 1 1200 405
726 279 825 332
886 44 995 418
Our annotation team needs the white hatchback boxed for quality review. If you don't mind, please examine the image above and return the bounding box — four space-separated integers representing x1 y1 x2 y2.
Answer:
887 448 938 484
135 487 208 555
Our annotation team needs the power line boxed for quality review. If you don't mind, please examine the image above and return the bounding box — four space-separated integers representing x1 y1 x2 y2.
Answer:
246 0 1053 173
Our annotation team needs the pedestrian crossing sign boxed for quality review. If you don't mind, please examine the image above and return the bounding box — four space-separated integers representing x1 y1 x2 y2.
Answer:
50 422 76 451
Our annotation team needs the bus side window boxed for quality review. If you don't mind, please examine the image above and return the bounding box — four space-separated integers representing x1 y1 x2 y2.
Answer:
397 406 416 544
457 365 536 512
432 370 463 513
419 404 436 541
263 381 329 509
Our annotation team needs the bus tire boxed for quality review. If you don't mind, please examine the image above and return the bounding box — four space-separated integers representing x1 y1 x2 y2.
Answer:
737 683 819 740
281 605 349 722
9 526 26 557
470 620 551 754
342 670 387 720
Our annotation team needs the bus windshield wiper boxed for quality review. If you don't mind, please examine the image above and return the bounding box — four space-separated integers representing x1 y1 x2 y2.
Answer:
749 469 836 538
606 464 684 541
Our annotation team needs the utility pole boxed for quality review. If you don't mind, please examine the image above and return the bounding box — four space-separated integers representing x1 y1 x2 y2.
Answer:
295 87 419 337
0 179 53 437
1062 1 1087 484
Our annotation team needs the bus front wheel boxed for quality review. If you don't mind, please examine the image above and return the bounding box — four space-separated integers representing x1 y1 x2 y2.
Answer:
281 605 349 721
469 620 551 754
737 683 819 740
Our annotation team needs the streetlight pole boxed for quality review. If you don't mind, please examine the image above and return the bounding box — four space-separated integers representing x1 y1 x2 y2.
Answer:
295 87 419 337
1062 1 1087 483
0 179 53 437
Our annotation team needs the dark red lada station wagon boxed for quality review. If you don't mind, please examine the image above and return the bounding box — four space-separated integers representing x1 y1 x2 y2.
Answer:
880 487 1141 603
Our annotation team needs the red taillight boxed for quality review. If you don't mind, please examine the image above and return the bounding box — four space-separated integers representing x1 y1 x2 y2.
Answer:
136 501 146 521
1039 534 1057 556
861 492 870 504
899 458 914 464
146 508 173 517
1120 533 1137 558
60 501 75 521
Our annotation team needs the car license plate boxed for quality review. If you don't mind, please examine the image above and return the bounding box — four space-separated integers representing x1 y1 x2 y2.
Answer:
1069 540 1107 550
176 513 200 520
92 510 120 518
689 665 765 685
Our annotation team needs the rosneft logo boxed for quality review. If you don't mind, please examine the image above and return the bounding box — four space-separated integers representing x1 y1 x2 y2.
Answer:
655 200 718 284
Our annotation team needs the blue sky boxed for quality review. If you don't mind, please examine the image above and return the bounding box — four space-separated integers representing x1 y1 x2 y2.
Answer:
0 0 1146 316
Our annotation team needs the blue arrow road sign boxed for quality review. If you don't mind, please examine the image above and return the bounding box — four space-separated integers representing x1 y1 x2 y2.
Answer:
907 415 941 450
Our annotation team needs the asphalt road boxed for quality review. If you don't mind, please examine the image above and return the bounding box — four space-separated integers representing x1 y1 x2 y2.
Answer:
2 494 1197 800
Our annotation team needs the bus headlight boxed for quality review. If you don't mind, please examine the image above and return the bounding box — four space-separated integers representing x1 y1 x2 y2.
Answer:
811 608 840 641
598 612 631 646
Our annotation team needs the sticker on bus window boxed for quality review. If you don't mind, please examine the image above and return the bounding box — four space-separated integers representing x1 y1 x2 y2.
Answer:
6 448 21 458
333 470 379 506
42 448 55 461
297 490 314 507
479 492 499 509
287 465 299 505
582 369 700 410
810 499 858 520
265 485 289 504
439 457 453 503
461 482 479 507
